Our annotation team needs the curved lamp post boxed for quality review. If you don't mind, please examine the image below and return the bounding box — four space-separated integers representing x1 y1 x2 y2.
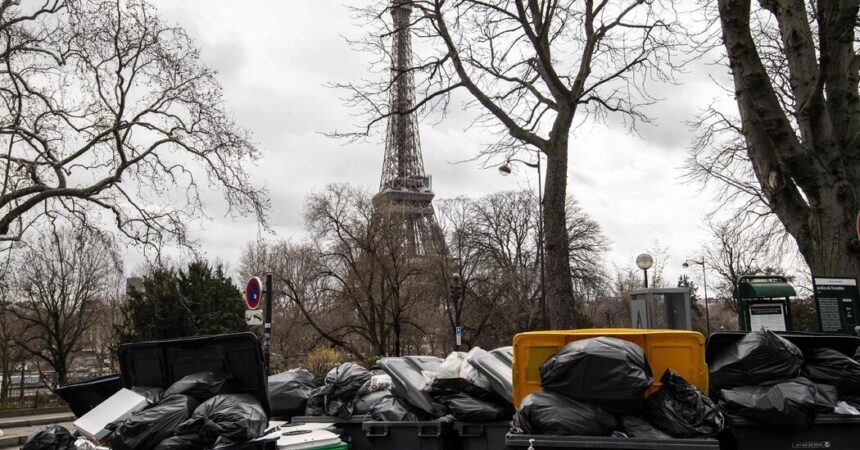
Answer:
499 155 546 329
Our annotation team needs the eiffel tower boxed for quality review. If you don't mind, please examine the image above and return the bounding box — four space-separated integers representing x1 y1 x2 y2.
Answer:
372 0 444 256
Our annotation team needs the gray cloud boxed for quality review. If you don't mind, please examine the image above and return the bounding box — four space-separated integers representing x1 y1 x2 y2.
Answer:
137 0 728 284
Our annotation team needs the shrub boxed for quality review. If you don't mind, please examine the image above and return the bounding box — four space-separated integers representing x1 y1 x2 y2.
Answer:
305 347 343 383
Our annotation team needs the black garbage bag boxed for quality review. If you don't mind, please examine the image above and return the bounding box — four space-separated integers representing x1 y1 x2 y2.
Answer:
163 371 227 400
511 390 618 436
710 330 803 392
107 394 199 450
438 393 514 422
539 337 653 413
153 433 207 450
814 384 839 412
369 391 422 421
21 425 75 450
305 362 372 418
131 386 164 404
268 368 315 418
803 348 860 395
354 390 391 414
304 388 326 416
621 416 673 439
644 369 724 438
719 377 817 429
178 394 268 445
430 377 504 403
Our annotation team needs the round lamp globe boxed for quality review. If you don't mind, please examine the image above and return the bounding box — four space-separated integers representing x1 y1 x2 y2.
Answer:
636 253 654 270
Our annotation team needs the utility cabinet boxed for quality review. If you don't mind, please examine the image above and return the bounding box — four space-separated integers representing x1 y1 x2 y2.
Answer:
629 288 693 331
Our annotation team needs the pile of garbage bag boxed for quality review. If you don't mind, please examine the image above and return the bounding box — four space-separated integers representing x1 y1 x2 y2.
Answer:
710 329 860 430
37 370 270 450
302 346 516 423
512 336 723 440
305 362 372 417
426 350 514 422
107 394 200 450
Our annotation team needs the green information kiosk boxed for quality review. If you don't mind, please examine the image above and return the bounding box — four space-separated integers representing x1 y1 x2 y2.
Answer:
736 275 795 332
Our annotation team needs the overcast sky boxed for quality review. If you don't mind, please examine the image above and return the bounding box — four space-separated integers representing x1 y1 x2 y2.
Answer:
137 0 733 285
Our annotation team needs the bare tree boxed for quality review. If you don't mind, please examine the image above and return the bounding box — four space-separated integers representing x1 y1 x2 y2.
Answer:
692 0 860 278
700 219 791 312
337 0 687 327
437 190 606 336
10 224 121 385
238 240 327 366
0 0 268 253
286 184 436 358
0 268 25 403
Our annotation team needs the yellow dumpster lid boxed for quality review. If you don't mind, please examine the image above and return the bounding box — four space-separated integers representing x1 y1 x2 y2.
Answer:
511 328 708 408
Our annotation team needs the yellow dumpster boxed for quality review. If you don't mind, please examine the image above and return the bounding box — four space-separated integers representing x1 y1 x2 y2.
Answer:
512 328 708 407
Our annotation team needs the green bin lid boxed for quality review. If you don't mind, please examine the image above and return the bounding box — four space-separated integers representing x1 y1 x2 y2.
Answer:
735 275 796 299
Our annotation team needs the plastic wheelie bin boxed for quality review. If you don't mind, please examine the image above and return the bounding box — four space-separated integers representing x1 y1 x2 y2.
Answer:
291 415 372 450
54 373 121 417
707 331 860 450
361 419 460 450
507 329 720 450
454 421 510 450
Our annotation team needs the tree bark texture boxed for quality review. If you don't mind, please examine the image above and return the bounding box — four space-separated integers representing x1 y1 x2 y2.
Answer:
544 134 577 328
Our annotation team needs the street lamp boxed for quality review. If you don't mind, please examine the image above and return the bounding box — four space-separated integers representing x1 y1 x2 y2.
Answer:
636 253 653 288
683 258 712 336
499 154 546 329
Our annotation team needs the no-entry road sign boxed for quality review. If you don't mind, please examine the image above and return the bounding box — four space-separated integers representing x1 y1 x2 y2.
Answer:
245 276 263 310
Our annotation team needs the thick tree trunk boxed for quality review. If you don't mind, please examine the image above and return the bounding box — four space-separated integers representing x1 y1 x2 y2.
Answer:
544 138 577 328
803 190 860 277
719 0 860 281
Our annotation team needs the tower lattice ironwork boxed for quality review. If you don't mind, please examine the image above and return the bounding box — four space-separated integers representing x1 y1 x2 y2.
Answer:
373 0 444 256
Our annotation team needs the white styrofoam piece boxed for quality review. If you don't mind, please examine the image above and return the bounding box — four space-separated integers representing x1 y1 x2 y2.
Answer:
72 388 149 442
282 422 336 432
278 429 341 450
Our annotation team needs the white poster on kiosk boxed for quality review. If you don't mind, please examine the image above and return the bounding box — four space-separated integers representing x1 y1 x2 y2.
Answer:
748 302 787 331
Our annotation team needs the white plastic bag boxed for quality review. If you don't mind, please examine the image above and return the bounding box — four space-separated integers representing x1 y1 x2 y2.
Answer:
461 348 492 390
437 352 466 379
835 401 860 415
74 438 109 450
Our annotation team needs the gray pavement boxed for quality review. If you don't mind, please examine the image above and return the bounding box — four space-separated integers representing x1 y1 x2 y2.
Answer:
0 411 76 448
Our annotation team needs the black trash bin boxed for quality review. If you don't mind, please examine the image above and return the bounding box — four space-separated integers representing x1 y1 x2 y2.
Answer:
291 415 372 450
362 420 459 450
454 421 509 450
54 373 121 417
116 332 272 416
504 435 720 450
706 331 860 450
719 415 860 450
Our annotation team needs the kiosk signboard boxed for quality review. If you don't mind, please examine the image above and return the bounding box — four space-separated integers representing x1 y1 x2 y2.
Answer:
747 300 788 331
813 277 859 334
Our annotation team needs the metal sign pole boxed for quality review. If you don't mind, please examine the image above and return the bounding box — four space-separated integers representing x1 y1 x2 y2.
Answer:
263 273 273 372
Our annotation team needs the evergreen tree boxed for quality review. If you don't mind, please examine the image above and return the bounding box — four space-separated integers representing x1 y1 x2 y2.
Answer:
119 261 246 343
